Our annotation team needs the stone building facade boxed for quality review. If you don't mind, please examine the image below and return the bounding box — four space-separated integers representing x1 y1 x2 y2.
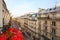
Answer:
0 0 10 30
16 6 60 40
37 6 60 40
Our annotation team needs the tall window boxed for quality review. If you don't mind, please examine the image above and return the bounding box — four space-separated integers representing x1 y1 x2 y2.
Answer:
52 29 56 34
48 15 49 19
52 29 56 40
44 20 47 36
45 20 47 24
2 10 4 12
45 27 47 36
52 14 56 19
52 21 56 26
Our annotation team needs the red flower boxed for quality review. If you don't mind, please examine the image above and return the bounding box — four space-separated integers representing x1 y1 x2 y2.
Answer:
12 28 18 33
17 31 23 40
11 31 23 40
7 27 13 32
10 34 17 40
4 31 8 37
0 35 7 40
3 27 23 40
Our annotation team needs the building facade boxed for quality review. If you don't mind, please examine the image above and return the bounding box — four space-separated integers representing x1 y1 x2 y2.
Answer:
0 0 10 30
37 6 60 40
16 16 25 31
27 13 40 40
16 6 60 40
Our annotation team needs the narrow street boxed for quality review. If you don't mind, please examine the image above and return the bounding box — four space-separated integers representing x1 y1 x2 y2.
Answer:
22 31 33 40
11 21 19 29
11 20 32 40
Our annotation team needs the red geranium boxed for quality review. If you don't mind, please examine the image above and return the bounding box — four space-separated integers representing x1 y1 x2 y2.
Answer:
0 35 7 40
4 31 8 37
11 31 23 40
12 28 18 33
0 27 23 40
7 27 13 32
17 31 23 40
10 33 17 40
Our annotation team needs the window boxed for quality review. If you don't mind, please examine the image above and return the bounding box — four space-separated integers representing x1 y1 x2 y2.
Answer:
52 29 56 40
52 29 56 34
45 20 47 24
45 27 47 35
49 8 52 10
52 14 56 19
48 15 49 19
53 7 56 10
52 37 56 40
52 21 56 26
2 10 4 12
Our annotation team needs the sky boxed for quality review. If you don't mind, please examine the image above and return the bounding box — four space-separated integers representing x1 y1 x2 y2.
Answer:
5 0 60 17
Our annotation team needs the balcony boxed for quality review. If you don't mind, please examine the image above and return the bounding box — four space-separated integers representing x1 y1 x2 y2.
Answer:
24 23 28 25
41 35 51 40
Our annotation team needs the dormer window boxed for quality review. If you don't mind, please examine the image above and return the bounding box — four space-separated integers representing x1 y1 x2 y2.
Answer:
53 7 56 10
32 15 36 17
52 14 56 19
49 8 52 10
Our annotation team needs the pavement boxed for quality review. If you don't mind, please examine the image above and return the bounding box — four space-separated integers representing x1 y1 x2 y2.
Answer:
22 31 33 40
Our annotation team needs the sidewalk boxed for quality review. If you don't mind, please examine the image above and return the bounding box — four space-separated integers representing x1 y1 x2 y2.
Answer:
22 31 33 40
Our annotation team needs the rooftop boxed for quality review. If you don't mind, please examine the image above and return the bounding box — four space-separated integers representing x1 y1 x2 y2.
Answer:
39 6 60 14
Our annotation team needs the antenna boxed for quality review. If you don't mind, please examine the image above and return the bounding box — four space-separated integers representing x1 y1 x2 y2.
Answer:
55 1 57 7
54 1 57 9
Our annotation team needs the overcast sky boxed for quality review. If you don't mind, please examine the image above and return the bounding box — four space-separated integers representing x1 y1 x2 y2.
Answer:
5 0 60 17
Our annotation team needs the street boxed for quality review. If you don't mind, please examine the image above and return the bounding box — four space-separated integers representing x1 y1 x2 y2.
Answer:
11 20 32 40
